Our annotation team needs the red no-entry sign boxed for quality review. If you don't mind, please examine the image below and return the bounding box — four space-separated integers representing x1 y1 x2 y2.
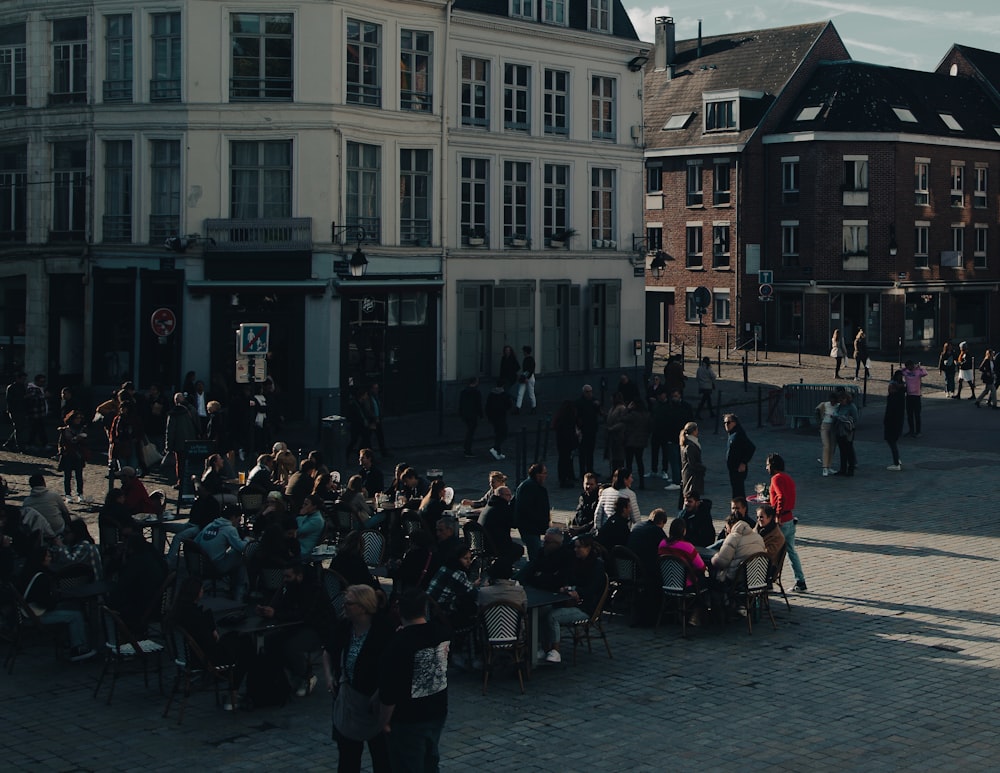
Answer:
150 307 177 337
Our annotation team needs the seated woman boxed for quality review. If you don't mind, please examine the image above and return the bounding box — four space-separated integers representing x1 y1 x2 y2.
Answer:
18 546 95 662
169 576 255 709
312 471 340 504
296 495 327 556
427 543 480 633
201 453 237 504
340 475 376 529
418 479 450 533
107 533 169 634
328 530 378 589
537 534 605 664
51 518 104 581
595 467 640 531
388 530 435 594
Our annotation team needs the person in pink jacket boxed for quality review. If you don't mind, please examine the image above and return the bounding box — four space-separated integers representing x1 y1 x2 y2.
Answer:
901 360 928 438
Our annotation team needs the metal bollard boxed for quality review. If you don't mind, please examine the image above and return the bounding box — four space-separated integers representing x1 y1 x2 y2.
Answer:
743 352 749 392
757 385 763 428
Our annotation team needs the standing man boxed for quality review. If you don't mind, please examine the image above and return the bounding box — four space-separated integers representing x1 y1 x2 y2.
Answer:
378 590 450 773
3 371 27 453
766 453 806 592
458 377 483 458
723 413 756 499
24 374 50 450
515 345 537 415
662 389 694 491
365 382 388 457
484 380 512 461
695 357 717 419
358 448 385 497
901 359 928 438
575 384 601 479
514 463 551 560
165 392 200 489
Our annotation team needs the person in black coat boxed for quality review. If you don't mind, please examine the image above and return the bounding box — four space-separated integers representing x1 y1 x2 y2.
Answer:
477 487 523 564
357 449 385 497
458 377 483 458
322 584 393 773
625 508 669 626
723 413 756 499
552 400 579 488
679 491 715 548
484 381 512 460
883 370 906 470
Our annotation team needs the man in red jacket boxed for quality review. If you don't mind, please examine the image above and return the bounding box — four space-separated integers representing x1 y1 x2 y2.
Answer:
766 453 806 592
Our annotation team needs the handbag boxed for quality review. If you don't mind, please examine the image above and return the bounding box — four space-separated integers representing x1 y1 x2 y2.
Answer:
332 677 382 741
141 440 162 467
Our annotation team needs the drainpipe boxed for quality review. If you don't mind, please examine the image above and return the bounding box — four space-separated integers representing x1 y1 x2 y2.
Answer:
438 0 455 435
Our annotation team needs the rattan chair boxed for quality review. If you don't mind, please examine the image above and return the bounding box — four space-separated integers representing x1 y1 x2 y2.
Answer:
655 554 707 638
479 601 527 694
94 604 164 705
558 574 613 665
730 552 777 634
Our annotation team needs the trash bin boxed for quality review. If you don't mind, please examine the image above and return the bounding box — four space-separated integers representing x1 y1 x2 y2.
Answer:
321 414 348 464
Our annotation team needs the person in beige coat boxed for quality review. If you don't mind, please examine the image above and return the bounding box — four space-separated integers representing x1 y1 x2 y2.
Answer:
711 514 765 583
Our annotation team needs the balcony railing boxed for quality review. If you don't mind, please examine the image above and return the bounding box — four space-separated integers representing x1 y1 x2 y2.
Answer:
346 83 381 107
401 89 432 112
203 217 312 250
102 215 132 243
230 77 293 101
400 218 432 246
48 91 87 106
103 79 133 102
150 78 180 102
149 214 180 244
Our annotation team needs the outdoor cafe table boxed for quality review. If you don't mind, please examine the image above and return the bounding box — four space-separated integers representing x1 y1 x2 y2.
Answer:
139 514 190 554
216 609 302 652
524 586 572 669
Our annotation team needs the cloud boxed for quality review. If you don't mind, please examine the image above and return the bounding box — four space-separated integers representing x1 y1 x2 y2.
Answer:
791 0 1000 35
843 38 922 70
627 4 781 42
626 5 671 43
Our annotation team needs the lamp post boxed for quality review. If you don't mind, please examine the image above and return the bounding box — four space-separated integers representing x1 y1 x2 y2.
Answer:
331 224 369 277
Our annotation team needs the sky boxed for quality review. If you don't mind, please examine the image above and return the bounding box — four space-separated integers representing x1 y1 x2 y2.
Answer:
625 0 1000 72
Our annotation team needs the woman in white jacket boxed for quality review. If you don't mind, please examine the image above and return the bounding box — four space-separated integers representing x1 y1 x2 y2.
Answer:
595 467 640 532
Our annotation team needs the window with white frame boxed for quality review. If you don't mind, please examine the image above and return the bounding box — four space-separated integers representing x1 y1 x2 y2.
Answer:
589 0 611 32
842 221 868 257
346 19 381 107
974 165 988 208
713 290 731 323
460 157 489 244
511 0 534 19
914 160 929 205
230 140 292 219
52 18 88 104
950 163 964 207
0 144 27 240
231 13 293 101
705 100 736 131
646 226 662 252
542 0 567 24
0 23 27 106
103 140 132 243
590 167 615 245
104 15 133 102
914 222 929 269
461 57 489 128
149 139 180 242
543 163 569 242
52 141 87 238
150 13 181 102
686 224 703 268
543 69 568 135
782 158 799 204
591 76 616 140
712 223 730 268
504 64 530 132
686 162 703 206
346 142 381 242
503 161 530 244
400 149 432 246
782 221 799 267
684 291 700 322
951 224 964 254
400 30 432 112
844 156 868 191
714 161 731 205
974 224 987 268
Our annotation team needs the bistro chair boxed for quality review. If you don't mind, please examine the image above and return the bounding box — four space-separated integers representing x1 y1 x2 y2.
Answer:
656 554 707 638
136 570 178 638
360 530 386 569
462 521 491 562
479 601 527 695
321 568 349 619
180 539 223 596
730 552 777 635
2 582 64 674
53 562 96 593
237 488 264 524
610 545 645 618
94 604 164 705
161 622 237 725
769 544 791 613
558 574 613 665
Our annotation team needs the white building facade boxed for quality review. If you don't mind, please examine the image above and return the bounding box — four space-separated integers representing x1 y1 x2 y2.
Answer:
0 0 648 418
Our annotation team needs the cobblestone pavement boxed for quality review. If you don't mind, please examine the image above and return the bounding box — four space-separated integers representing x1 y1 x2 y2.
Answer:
2 352 999 770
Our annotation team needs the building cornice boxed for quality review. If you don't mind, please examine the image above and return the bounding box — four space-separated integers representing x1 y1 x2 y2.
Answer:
764 130 1000 151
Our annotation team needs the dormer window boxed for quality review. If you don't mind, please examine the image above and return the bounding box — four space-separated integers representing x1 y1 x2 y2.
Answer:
510 0 534 20
706 100 736 131
542 0 567 25
589 0 611 33
663 112 692 130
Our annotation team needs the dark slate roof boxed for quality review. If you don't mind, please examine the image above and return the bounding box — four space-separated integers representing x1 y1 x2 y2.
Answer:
773 61 1000 140
453 0 638 41
947 44 1000 99
644 21 835 151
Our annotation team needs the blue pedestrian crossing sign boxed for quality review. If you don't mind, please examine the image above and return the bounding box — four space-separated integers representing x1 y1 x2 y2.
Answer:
238 323 270 355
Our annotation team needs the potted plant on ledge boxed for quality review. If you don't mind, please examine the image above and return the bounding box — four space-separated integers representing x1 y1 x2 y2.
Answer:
467 227 485 246
549 227 576 248
510 233 529 248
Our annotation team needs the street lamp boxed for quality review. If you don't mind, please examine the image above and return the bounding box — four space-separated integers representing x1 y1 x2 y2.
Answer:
331 223 368 278
349 245 368 277
649 250 668 278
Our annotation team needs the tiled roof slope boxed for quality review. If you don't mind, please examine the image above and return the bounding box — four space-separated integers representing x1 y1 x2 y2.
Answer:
453 0 638 40
773 61 1000 140
942 44 1000 100
644 21 834 150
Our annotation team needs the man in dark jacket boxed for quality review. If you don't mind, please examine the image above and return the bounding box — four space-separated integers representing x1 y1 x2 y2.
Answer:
568 473 600 536
358 448 384 497
724 413 756 498
514 463 550 560
625 508 669 625
458 377 483 458
517 527 573 591
662 389 694 490
478 486 522 564
679 491 715 548
165 393 200 488
484 381 512 461
575 384 601 478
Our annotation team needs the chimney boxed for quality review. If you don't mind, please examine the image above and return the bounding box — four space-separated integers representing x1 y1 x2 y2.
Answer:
654 16 675 72
697 19 702 58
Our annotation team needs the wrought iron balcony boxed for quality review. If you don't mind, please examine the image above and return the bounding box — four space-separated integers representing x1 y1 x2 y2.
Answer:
149 214 180 244
150 78 180 102
203 217 312 250
102 215 132 243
